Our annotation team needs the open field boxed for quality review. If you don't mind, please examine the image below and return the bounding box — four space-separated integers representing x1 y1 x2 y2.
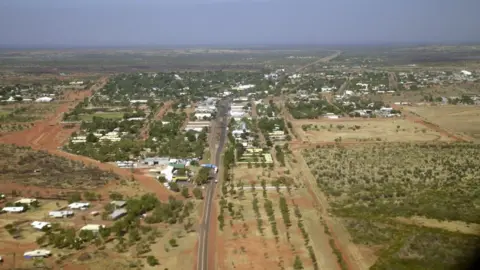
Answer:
303 142 480 269
406 105 480 141
292 119 451 143
79 112 125 121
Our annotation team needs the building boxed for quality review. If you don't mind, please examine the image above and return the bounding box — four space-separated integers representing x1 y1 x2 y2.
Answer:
110 209 127 220
69 81 84 85
31 221 51 230
35 97 53 103
2 206 25 213
110 201 127 208
68 202 90 210
80 224 105 233
461 70 472 76
142 157 170 166
130 100 148 104
15 198 37 205
24 250 51 258
49 211 74 218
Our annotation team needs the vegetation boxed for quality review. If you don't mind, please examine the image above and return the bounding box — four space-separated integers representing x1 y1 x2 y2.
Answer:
304 142 480 268
0 144 118 189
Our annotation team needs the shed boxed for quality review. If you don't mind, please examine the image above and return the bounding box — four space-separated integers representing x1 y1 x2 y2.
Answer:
35 97 53 103
2 206 25 213
31 221 51 230
49 211 74 218
110 208 127 220
24 250 51 258
80 224 105 233
68 202 90 210
15 198 37 205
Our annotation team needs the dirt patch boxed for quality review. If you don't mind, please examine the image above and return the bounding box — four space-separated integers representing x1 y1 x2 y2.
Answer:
406 105 480 141
395 216 480 236
293 118 451 143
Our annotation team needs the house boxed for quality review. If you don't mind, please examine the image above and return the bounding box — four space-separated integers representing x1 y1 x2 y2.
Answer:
15 198 37 205
24 249 51 258
69 81 84 85
461 70 472 76
2 206 25 213
142 157 170 166
49 211 74 218
80 224 105 233
68 202 90 210
31 221 51 230
110 208 127 220
35 97 53 102
130 100 148 104
110 201 127 208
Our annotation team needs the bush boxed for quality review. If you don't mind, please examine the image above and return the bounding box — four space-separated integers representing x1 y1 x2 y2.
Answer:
146 255 159 266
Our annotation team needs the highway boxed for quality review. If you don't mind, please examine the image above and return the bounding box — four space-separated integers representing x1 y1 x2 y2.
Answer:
197 99 229 270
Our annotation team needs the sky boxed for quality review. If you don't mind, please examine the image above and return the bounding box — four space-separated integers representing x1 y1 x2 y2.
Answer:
0 0 479 47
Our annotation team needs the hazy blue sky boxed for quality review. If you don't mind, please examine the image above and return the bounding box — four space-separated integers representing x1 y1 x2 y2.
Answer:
0 0 479 47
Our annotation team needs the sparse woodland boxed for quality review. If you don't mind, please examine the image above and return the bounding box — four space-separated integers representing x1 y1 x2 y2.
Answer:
304 142 480 269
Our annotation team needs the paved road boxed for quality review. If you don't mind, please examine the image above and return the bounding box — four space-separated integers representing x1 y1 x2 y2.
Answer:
197 99 229 270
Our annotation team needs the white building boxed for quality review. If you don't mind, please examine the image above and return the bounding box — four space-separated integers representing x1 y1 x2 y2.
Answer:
69 81 84 85
461 70 472 76
2 206 25 213
35 97 53 102
232 84 255 91
15 198 37 205
68 202 90 210
24 250 51 258
49 211 74 218
80 224 105 233
130 100 148 104
31 221 51 230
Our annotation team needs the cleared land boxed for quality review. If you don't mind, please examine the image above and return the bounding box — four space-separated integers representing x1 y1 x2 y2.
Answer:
406 105 480 141
303 142 480 269
293 119 451 143
215 162 340 270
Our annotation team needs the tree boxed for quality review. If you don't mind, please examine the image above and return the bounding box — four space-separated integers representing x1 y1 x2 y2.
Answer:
181 187 189 198
169 238 178 247
169 182 180 192
293 255 304 270
194 167 210 185
192 187 203 199
146 255 159 266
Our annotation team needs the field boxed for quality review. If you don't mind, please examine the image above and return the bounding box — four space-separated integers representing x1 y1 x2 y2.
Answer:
406 105 480 141
303 142 480 269
0 144 119 190
215 160 341 270
292 119 451 143
79 112 125 121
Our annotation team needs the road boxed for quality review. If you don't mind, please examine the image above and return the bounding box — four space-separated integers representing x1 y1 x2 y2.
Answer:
197 99 229 270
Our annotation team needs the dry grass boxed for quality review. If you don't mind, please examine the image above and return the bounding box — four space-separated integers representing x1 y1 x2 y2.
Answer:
294 119 450 143
407 105 480 140
0 144 119 189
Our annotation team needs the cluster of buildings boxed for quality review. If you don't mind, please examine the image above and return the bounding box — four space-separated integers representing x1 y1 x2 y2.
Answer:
70 129 126 144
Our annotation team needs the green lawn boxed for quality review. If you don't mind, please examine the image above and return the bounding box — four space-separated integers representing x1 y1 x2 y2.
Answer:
79 112 124 121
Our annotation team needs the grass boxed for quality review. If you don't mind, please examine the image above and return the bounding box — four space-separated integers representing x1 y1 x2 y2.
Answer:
295 119 450 143
79 112 125 121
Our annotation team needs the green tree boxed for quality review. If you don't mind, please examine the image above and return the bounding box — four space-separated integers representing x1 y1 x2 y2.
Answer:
293 255 304 270
169 182 180 192
169 238 178 247
192 187 203 199
181 187 189 198
146 255 159 266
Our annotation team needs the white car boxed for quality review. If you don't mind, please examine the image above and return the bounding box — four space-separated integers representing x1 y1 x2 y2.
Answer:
214 179 218 183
